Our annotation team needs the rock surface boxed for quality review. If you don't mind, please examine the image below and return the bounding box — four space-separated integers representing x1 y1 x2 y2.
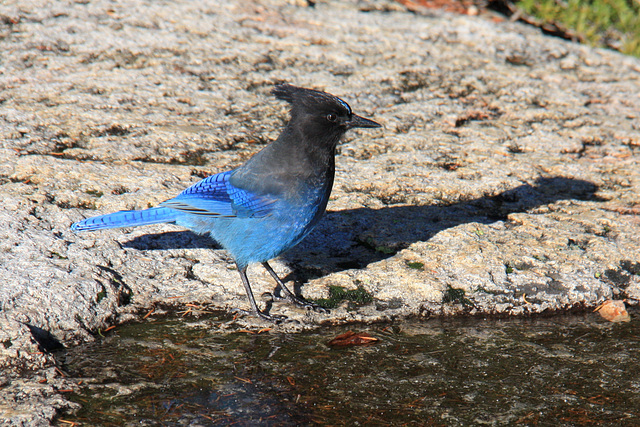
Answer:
1 0 639 423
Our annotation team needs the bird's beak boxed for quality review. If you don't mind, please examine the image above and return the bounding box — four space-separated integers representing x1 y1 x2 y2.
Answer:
347 114 382 129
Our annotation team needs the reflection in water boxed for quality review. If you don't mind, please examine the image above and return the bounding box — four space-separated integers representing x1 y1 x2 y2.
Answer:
56 312 640 425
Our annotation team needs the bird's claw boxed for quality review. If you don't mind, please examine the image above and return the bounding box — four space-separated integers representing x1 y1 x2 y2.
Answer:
288 296 330 314
257 311 288 323
231 307 288 323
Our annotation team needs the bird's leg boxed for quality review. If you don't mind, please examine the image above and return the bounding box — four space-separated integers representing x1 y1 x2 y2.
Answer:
236 264 286 322
261 262 329 313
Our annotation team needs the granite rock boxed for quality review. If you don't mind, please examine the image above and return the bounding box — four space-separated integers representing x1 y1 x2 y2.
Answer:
1 0 639 423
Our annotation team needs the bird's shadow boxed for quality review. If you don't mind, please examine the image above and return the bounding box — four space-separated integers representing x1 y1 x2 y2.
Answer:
124 176 604 282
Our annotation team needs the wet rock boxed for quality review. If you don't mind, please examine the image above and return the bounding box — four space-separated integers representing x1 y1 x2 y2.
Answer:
1 0 639 423
0 369 79 427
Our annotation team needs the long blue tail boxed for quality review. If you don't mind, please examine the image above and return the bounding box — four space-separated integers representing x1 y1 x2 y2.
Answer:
71 207 178 232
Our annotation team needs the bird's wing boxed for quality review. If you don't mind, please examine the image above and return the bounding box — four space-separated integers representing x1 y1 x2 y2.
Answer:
158 171 277 218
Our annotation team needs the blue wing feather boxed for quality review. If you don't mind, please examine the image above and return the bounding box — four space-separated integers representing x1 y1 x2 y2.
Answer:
159 170 276 218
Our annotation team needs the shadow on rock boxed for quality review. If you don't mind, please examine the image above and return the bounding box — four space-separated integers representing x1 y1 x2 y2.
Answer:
283 176 603 280
124 176 602 280
25 324 65 351
124 228 220 251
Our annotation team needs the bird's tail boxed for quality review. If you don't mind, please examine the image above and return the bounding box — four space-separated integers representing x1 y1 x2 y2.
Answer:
71 207 178 232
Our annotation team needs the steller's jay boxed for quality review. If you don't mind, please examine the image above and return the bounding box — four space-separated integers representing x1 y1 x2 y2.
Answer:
71 84 381 321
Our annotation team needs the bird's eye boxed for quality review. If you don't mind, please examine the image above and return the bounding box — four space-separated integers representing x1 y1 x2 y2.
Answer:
326 113 337 122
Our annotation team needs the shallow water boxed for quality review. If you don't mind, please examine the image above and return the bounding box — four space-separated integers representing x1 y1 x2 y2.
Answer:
55 311 640 426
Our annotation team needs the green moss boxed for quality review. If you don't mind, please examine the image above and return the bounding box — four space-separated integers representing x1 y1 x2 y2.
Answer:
85 189 104 198
377 246 396 254
406 261 424 270
96 288 107 303
357 236 398 255
312 285 373 310
442 285 474 307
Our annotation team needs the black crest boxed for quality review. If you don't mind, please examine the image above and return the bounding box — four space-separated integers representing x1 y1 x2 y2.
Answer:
272 84 353 117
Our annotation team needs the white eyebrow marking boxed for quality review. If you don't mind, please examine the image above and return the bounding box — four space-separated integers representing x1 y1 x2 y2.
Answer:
336 97 352 115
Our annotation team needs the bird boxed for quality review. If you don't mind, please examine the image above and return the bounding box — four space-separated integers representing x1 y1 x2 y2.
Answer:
71 84 381 321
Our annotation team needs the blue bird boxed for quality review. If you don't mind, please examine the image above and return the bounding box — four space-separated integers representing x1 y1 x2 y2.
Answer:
71 84 381 321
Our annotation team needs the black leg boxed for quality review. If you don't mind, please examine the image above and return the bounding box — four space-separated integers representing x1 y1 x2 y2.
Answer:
236 263 286 322
261 262 329 313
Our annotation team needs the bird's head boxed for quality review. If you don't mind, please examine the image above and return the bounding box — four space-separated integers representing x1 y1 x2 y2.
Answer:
272 84 381 148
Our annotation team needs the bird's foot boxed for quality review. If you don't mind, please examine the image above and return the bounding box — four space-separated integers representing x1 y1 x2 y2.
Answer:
231 307 288 323
260 262 330 314
256 310 288 323
287 295 330 314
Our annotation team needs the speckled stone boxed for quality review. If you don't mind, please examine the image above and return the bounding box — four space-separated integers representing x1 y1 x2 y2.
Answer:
1 0 639 423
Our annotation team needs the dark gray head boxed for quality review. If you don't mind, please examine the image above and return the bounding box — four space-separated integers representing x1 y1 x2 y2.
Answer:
272 84 381 148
